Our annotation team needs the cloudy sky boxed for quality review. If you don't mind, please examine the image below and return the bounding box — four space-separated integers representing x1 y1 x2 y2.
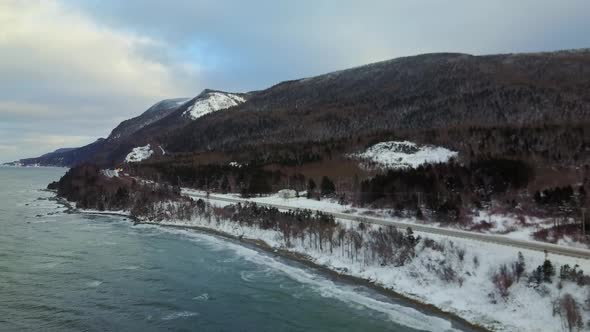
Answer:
1 0 589 162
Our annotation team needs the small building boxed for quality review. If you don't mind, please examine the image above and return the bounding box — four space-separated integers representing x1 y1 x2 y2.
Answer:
278 189 297 199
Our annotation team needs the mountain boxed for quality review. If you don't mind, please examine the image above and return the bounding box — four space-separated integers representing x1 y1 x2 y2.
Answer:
166 50 590 153
108 98 189 141
11 90 247 167
10 97 190 167
90 90 248 166
15 139 107 167
14 49 590 167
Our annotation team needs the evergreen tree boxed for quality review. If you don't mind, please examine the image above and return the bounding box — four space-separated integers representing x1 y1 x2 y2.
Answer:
529 265 543 285
514 252 526 282
405 227 418 246
307 179 317 199
560 264 571 280
320 176 336 196
245 172 272 196
542 259 555 283
221 175 230 194
352 174 360 206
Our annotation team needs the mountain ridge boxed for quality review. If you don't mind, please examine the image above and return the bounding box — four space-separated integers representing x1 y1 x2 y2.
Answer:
9 48 590 167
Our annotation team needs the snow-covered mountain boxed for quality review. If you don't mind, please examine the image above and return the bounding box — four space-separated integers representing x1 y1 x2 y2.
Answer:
14 49 590 168
182 90 246 120
11 89 248 167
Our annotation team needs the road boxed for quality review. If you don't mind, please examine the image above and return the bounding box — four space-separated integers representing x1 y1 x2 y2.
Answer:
183 190 590 259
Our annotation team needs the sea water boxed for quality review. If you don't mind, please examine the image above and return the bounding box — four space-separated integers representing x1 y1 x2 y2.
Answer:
0 167 466 332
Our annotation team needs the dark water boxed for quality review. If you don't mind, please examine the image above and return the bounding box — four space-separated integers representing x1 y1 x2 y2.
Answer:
0 167 461 332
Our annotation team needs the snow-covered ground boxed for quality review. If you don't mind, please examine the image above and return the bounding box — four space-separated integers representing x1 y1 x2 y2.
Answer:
125 144 154 163
146 200 590 332
69 181 590 331
351 141 458 169
183 92 245 120
184 188 590 250
470 211 589 249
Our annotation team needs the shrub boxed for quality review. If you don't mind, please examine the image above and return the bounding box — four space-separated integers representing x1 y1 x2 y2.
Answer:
559 264 590 286
457 248 465 262
555 293 583 332
513 252 526 283
492 264 515 299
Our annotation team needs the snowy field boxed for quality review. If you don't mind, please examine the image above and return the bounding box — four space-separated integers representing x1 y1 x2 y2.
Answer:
351 141 458 169
125 144 154 163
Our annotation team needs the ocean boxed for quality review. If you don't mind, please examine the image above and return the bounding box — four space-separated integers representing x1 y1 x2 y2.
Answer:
0 167 463 332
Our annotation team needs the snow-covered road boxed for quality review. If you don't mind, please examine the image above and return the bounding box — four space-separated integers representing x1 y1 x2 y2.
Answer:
183 190 590 259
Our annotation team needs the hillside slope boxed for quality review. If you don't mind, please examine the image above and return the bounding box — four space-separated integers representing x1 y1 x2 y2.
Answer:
166 50 590 153
12 91 246 167
12 49 590 167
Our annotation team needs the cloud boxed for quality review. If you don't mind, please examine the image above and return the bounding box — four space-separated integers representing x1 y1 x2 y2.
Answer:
0 0 202 162
0 0 196 100
69 0 590 88
2 0 590 162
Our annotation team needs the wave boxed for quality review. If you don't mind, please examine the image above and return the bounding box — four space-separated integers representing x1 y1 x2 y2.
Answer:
33 261 60 269
121 265 140 270
161 311 199 321
192 293 210 301
237 248 457 332
86 280 103 287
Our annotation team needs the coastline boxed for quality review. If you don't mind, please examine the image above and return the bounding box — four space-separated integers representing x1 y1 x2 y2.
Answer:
139 221 490 332
51 193 488 332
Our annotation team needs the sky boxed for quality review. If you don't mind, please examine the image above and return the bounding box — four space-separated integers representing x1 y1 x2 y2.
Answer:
1 0 589 163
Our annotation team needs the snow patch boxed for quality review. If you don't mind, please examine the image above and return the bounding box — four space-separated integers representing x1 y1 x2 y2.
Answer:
100 169 119 178
125 144 154 163
183 92 245 120
352 141 458 169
